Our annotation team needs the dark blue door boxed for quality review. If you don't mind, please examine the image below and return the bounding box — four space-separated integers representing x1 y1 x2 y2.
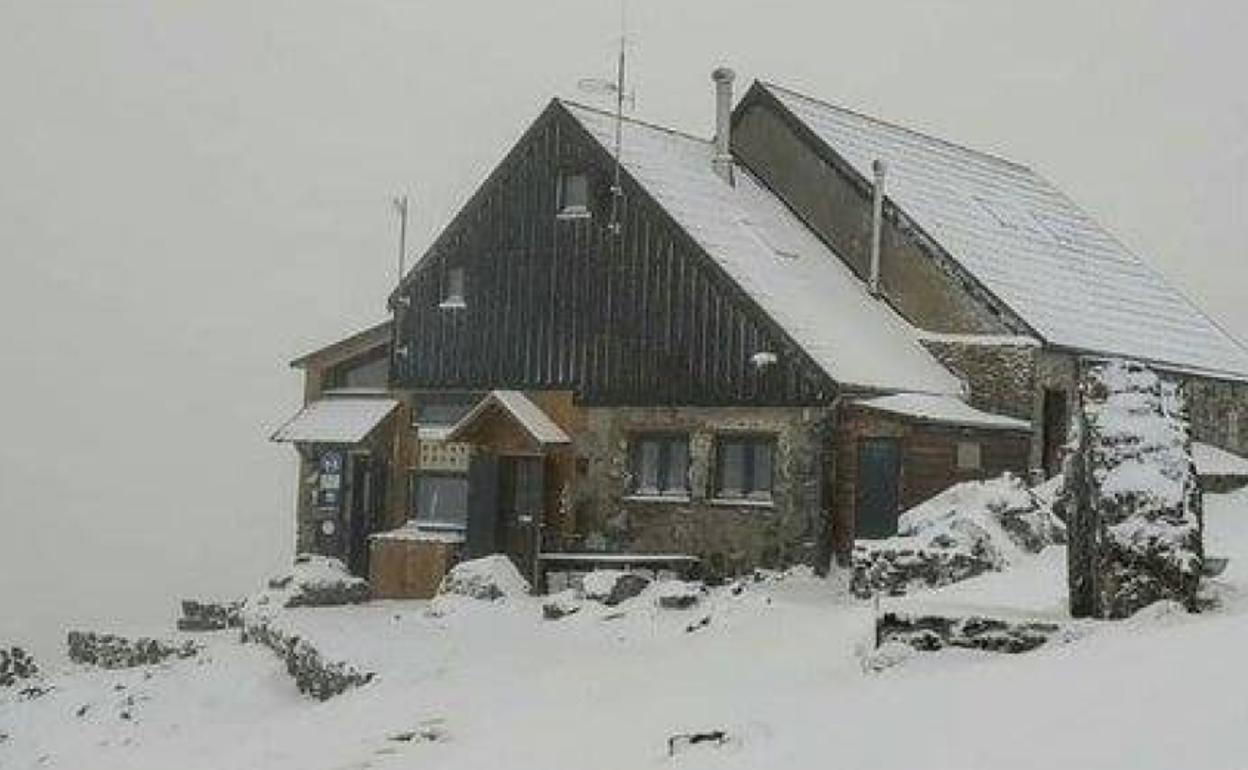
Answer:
856 439 901 539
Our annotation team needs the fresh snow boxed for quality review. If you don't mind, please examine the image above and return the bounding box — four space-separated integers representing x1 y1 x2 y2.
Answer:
857 392 1030 431
6 490 1248 770
1194 441 1248 478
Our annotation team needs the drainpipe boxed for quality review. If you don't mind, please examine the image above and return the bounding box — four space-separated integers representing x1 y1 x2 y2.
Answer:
869 158 887 297
711 67 735 184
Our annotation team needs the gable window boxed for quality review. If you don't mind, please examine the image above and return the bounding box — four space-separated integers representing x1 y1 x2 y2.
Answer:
556 172 590 218
440 266 466 309
714 435 775 502
630 434 690 498
956 441 982 471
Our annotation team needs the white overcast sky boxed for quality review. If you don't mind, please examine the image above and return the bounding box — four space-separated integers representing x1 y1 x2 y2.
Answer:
1 1 1245 654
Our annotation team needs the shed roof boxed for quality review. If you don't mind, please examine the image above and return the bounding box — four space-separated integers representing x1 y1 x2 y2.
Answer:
856 393 1031 432
271 396 399 444
562 101 962 397
289 320 392 369
759 83 1248 381
446 390 571 447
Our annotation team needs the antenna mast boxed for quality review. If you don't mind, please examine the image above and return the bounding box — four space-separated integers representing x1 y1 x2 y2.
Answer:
608 5 626 238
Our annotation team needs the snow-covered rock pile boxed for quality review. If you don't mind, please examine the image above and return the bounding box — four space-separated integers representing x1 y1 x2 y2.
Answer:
1062 359 1203 618
66 631 199 669
176 599 242 632
853 473 1065 597
877 612 1062 654
580 570 651 606
264 554 370 609
240 621 374 701
653 580 705 610
437 555 530 601
0 647 38 688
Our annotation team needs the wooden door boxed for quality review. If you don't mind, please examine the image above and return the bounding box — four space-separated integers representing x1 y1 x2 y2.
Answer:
856 438 901 539
1042 388 1068 478
497 455 544 581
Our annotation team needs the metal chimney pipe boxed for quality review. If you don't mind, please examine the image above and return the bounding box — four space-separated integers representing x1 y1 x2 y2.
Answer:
869 158 887 297
711 67 736 184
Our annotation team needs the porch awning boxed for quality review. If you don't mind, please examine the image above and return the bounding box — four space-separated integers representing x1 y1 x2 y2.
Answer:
271 396 399 444
446 390 571 447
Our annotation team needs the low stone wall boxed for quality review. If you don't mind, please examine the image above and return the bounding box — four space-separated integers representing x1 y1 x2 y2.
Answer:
241 621 373 701
67 631 199 669
878 612 1062 654
177 600 243 632
852 545 994 598
1 646 39 687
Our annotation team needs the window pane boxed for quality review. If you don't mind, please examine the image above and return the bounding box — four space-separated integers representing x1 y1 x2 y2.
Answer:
416 475 468 527
637 440 661 494
561 173 588 210
666 439 689 494
719 442 746 497
750 442 773 498
444 267 465 303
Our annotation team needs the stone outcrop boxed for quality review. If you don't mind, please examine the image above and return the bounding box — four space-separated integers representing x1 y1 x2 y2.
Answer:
67 631 199 669
877 612 1062 654
1061 359 1204 618
581 570 651 606
241 621 374 701
852 545 994 598
177 600 243 632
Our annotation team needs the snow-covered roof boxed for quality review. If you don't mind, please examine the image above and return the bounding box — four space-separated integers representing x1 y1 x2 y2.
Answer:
562 101 962 397
1193 442 1248 478
447 390 571 446
271 396 399 444
856 393 1031 431
760 83 1248 381
289 319 392 369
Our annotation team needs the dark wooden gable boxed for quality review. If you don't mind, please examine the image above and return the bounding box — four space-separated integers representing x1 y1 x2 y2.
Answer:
392 100 835 406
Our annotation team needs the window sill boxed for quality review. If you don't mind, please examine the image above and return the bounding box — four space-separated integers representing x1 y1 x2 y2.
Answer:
438 299 467 311
556 207 591 221
709 497 775 510
622 494 692 505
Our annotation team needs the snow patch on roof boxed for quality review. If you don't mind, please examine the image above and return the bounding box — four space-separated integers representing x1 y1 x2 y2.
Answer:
857 393 1031 431
763 83 1248 381
1193 442 1248 478
270 397 399 444
562 101 962 397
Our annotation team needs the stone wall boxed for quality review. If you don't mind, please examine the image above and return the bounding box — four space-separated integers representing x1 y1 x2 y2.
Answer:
921 337 1039 420
573 406 832 579
1186 376 1248 456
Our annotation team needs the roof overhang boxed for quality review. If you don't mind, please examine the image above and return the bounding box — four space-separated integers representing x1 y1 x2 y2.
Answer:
271 396 399 444
289 320 393 369
854 393 1031 432
445 390 571 448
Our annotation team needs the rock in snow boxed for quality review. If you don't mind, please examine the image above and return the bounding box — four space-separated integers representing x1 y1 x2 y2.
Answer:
66 631 199 670
580 570 651 606
437 555 531 601
0 647 39 688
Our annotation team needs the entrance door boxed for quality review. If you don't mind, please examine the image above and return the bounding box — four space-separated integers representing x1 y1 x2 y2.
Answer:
497 455 544 582
345 454 385 578
856 438 901 539
1042 388 1068 478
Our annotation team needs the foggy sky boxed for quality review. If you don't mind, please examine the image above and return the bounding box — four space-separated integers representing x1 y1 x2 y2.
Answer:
2 1 1245 655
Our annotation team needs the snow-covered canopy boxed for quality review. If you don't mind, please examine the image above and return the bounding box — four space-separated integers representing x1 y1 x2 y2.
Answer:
762 83 1248 382
270 396 399 444
1193 442 1248 478
563 102 963 397
446 390 570 447
856 393 1031 431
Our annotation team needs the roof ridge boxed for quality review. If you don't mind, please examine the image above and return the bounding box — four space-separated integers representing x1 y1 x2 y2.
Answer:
759 81 1032 173
557 97 712 146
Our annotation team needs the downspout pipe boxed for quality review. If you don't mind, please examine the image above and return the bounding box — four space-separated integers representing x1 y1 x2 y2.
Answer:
869 158 887 297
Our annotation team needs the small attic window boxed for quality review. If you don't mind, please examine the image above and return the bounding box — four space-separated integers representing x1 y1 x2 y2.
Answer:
439 266 466 310
556 172 590 219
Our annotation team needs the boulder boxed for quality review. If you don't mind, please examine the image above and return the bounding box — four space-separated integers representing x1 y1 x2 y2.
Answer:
437 555 530 601
541 589 582 620
581 570 651 606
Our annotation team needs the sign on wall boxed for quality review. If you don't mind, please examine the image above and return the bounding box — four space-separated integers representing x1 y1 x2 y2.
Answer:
420 441 470 473
317 450 344 508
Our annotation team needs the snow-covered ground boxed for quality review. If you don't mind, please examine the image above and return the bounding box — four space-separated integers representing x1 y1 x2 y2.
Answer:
5 489 1248 770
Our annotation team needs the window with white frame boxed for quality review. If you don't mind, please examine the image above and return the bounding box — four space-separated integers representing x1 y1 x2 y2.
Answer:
630 434 690 497
714 435 775 502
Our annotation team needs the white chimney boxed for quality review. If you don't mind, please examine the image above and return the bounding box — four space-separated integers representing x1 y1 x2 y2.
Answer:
869 158 887 297
712 67 736 184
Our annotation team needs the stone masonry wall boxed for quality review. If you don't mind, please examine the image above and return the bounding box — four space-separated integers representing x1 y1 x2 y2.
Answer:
573 406 832 579
921 338 1039 421
1186 376 1248 456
